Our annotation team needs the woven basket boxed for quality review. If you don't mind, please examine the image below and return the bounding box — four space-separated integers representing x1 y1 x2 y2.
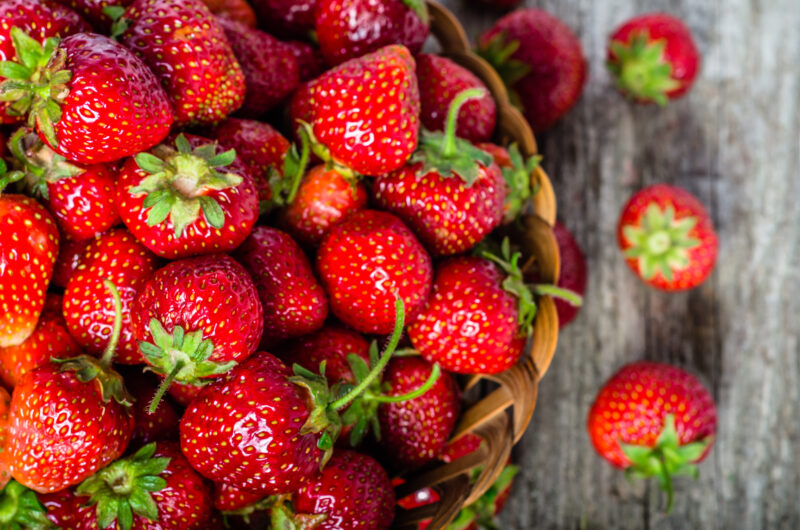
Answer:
391 2 562 528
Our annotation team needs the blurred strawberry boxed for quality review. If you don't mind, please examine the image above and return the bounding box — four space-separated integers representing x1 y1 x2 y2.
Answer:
51 0 133 31
202 0 256 26
552 221 587 327
285 40 326 81
51 236 88 288
250 0 317 39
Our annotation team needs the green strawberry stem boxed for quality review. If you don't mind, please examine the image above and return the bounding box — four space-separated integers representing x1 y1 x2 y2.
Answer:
99 279 123 368
0 158 24 194
296 120 357 180
440 88 486 158
263 124 312 215
147 361 183 414
329 296 405 411
607 32 682 106
0 480 53 530
369 363 440 403
532 284 583 307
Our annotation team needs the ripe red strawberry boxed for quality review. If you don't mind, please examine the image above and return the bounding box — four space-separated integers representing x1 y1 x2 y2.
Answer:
250 0 317 39
286 40 326 81
0 30 173 164
116 133 259 259
281 164 369 247
317 210 432 334
234 227 328 346
0 293 79 388
291 45 420 176
126 371 180 446
118 0 245 126
202 0 256 27
0 193 59 347
131 254 263 407
587 361 717 509
279 325 370 384
0 0 89 122
552 221 587 327
0 386 10 488
478 9 587 132
373 89 506 256
607 13 700 104
618 184 717 290
73 441 214 529
417 53 496 142
378 356 460 468
51 236 88 288
6 281 134 493
217 18 300 117
51 0 133 32
168 380 206 407
213 481 265 512
476 141 541 223
315 0 429 66
293 450 395 529
63 229 158 365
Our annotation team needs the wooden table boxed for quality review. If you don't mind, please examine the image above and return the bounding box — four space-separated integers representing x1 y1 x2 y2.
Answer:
439 0 800 528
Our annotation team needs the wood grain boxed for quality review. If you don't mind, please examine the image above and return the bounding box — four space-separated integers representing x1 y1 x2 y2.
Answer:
439 0 800 528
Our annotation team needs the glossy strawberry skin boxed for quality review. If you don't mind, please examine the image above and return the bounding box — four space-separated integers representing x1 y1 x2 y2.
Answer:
0 294 79 389
131 255 264 367
587 361 717 468
408 257 524 374
0 195 59 348
282 165 369 247
552 221 587 327
315 0 428 66
0 0 90 123
317 210 433 334
378 356 460 469
373 161 506 257
39 488 94 528
45 33 174 164
479 9 586 133
217 18 300 118
180 352 324 495
294 450 395 529
116 134 259 259
279 325 370 384
250 0 317 39
6 362 134 493
416 53 496 143
213 482 264 512
63 229 158 365
120 0 245 126
0 386 11 488
45 164 119 241
296 45 421 176
51 0 133 31
168 380 206 407
51 236 88 288
234 227 327 347
202 0 256 26
127 372 180 446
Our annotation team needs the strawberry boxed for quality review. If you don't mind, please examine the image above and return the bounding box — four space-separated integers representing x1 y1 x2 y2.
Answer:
132 254 263 408
281 164 369 247
278 324 370 385
116 133 259 259
587 361 717 509
286 40 326 81
63 229 158 365
417 53 496 143
234 227 328 347
51 236 87 288
0 0 89 123
478 9 587 132
373 89 506 256
617 184 717 290
0 191 59 347
168 380 206 408
292 449 395 529
0 293 79 389
213 481 265 512
250 0 317 40
315 0 429 66
0 386 10 488
476 141 541 223
6 281 134 493
117 0 245 126
291 45 420 177
74 441 214 529
51 0 133 32
0 30 173 164
317 209 433 334
216 18 300 118
551 221 587 327
126 371 180 446
10 129 119 241
202 0 256 27
607 13 700 104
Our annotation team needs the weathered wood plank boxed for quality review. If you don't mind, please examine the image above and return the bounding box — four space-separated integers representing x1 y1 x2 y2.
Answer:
439 0 800 528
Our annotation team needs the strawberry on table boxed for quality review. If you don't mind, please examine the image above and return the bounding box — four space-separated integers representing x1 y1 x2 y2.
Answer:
116 133 259 259
234 226 328 347
552 221 588 327
587 361 717 509
315 0 429 66
478 8 587 133
617 184 718 290
117 0 245 126
0 30 173 164
607 13 700 104
373 88 506 256
290 45 421 177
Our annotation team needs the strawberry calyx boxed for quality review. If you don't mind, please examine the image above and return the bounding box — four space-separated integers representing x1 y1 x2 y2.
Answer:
53 280 134 407
620 414 711 512
410 88 495 186
75 442 170 530
0 159 24 194
449 464 519 530
262 126 312 215
0 27 71 148
296 121 359 181
475 33 531 108
137 318 235 413
607 31 682 106
267 494 326 529
621 201 700 282
130 134 242 237
287 363 343 467
0 480 53 530
7 127 83 199
501 143 541 223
